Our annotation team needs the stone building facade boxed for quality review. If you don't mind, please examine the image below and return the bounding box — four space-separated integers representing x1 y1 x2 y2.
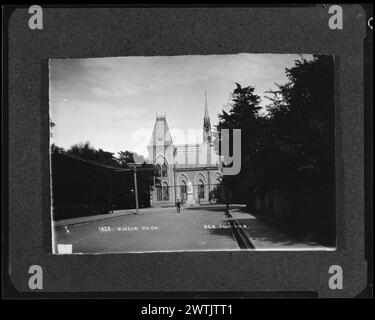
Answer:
147 93 223 206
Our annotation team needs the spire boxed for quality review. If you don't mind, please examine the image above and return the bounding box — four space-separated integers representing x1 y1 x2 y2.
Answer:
204 90 209 120
203 90 212 144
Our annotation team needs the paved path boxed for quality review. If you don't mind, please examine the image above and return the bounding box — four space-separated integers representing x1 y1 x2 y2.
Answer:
229 207 333 250
53 209 136 228
53 205 239 253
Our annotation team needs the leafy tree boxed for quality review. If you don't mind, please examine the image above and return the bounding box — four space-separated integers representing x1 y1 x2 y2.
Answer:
117 150 135 166
265 55 335 189
263 55 335 243
96 149 119 167
117 151 146 167
214 56 335 244
68 141 98 161
50 143 64 153
216 83 263 203
51 142 154 216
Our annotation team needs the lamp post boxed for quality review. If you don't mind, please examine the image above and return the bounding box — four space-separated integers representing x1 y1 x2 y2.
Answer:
207 168 211 204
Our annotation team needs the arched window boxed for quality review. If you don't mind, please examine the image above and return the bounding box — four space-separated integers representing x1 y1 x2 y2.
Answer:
162 182 169 201
215 179 222 198
155 164 161 177
180 181 187 201
155 181 162 201
162 163 168 177
198 179 205 199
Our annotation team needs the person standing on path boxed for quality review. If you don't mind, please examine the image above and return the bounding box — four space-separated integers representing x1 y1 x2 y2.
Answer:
176 199 181 213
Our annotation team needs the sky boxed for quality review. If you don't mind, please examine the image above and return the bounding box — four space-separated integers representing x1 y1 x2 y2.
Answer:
50 53 312 158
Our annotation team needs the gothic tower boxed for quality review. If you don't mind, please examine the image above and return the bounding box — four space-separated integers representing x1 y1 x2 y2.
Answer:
203 90 212 145
147 114 176 205
147 113 175 165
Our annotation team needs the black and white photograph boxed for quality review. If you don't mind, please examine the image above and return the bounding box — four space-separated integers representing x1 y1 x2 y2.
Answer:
50 53 336 254
4 3 372 301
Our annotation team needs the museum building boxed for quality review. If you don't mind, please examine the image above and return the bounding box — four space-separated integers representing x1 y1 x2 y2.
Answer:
147 93 223 206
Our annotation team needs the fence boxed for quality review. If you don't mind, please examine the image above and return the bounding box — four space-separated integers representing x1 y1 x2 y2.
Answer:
251 187 335 239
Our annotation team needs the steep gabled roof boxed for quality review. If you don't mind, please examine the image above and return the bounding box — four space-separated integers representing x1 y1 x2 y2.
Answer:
148 114 174 147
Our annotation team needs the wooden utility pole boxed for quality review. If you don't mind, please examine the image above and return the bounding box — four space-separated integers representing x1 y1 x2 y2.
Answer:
127 163 140 215
115 163 154 214
132 166 139 214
